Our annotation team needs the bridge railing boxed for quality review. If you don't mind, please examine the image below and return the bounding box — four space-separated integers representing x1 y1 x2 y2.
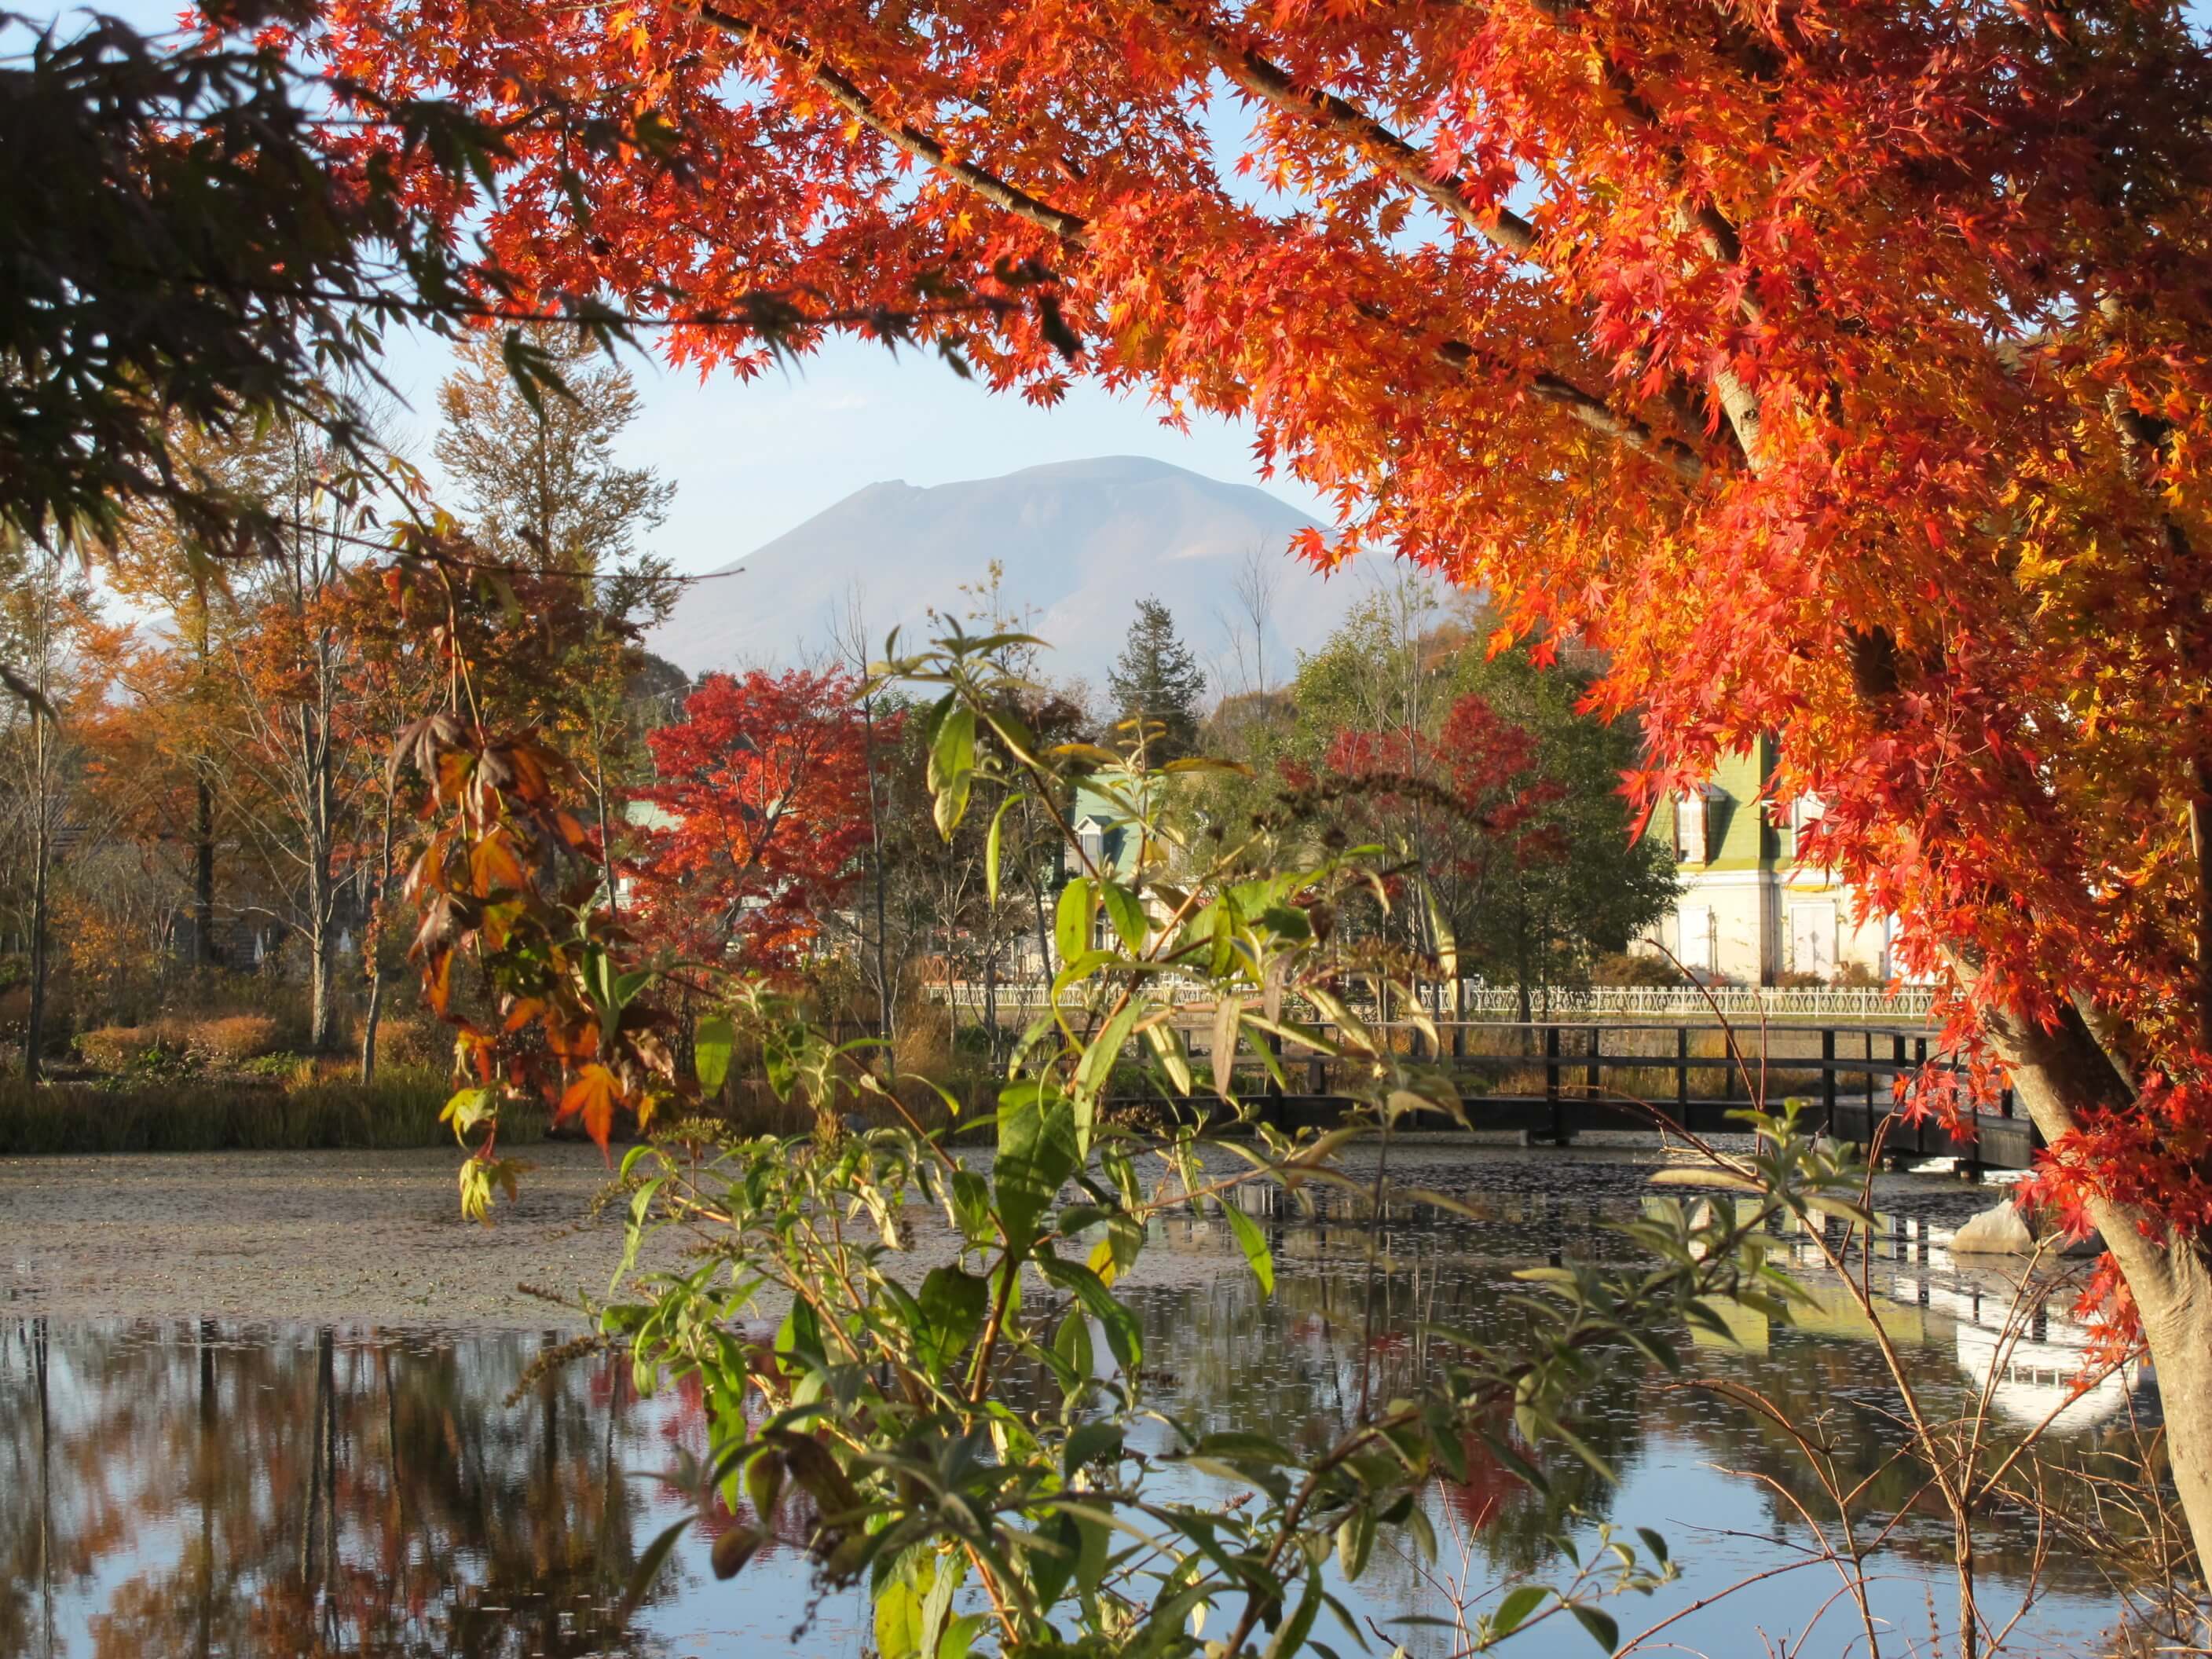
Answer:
924 981 1938 1024
1150 1019 2030 1166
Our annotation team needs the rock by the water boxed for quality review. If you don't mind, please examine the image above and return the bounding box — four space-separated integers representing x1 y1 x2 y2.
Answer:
1948 1201 2036 1255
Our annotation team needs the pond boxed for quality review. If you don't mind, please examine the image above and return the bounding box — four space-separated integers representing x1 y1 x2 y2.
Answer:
0 1148 2163 1657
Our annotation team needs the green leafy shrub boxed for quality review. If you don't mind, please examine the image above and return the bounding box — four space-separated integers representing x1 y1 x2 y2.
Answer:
241 1052 310 1081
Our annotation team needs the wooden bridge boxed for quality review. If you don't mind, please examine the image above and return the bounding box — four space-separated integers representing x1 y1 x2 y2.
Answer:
1163 1020 2037 1172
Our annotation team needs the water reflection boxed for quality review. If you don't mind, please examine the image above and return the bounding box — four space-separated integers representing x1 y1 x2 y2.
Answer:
0 1323 679 1658
0 1160 2158 1656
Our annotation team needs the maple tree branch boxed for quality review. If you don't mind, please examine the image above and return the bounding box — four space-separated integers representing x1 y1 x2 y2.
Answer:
1202 0 1762 465
1520 1 1768 458
1527 368 1707 482
1151 0 1716 478
1146 0 1537 258
689 0 1704 483
688 4 1092 244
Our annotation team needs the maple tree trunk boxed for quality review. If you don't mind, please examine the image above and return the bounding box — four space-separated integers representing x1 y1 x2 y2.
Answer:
1977 991 2212 1585
358 968 383 1084
189 574 220 969
2192 760 2212 1052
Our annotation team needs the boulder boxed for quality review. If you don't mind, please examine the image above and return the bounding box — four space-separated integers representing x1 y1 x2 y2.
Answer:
1947 1201 2036 1255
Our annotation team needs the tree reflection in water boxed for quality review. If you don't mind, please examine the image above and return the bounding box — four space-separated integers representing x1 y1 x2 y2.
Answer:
0 1173 2162 1657
0 1323 679 1659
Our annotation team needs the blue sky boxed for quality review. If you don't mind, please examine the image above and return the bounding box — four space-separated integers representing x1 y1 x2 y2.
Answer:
55 2 1334 578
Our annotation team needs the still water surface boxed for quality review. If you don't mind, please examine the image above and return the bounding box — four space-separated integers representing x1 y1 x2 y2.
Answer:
0 1151 2159 1657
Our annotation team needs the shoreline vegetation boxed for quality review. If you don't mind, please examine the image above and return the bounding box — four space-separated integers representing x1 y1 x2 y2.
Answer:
0 1068 543 1156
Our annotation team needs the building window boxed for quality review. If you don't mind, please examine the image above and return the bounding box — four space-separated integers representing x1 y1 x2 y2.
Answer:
1076 822 1106 869
1675 791 1711 864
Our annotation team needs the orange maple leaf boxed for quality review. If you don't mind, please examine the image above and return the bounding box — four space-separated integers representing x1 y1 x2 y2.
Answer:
556 1063 624 1155
469 826 525 894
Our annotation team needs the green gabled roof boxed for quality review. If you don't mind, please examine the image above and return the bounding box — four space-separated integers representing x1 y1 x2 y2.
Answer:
1650 738 1779 873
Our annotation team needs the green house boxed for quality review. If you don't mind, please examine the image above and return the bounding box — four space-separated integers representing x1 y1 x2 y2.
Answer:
1644 738 1895 985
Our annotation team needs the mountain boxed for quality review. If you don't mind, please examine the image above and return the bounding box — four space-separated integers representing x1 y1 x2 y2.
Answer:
647 456 1363 692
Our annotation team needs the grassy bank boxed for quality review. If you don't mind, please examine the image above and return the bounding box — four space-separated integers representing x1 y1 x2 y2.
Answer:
0 1068 548 1155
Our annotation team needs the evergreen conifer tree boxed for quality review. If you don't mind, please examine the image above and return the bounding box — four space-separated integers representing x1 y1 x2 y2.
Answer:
1107 596 1206 762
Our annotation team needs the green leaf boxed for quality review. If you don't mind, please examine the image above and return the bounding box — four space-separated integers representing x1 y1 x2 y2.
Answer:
1481 1430 1551 1496
1402 1501 1437 1565
1635 1527 1670 1567
1101 881 1148 950
1053 1305 1096 1392
1193 1430 1294 1465
1063 1419 1122 1478
1222 1201 1275 1296
996 1087 1079 1252
1569 1604 1620 1653
1523 1408 1617 1483
1024 1511 1082 1612
440 1085 496 1142
1071 1000 1141 1150
877 1573 923 1659
620 1518 689 1617
929 706 977 836
984 793 1019 903
1143 1020 1193 1095
919 1551 964 1659
710 1522 764 1581
1264 1565 1320 1659
1037 1254 1143 1372
694 1013 735 1093
915 1266 991 1376
1492 1584 1547 1635
1056 876 1094 964
1335 1507 1375 1581
1211 994 1243 1097
950 1167 993 1242
937 1613 986 1659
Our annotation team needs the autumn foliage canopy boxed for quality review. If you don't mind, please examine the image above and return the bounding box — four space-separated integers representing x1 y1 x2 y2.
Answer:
320 0 2212 1223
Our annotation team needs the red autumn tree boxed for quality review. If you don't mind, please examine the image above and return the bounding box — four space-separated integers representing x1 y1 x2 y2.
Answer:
628 668 877 969
1294 691 1564 977
325 0 2212 1557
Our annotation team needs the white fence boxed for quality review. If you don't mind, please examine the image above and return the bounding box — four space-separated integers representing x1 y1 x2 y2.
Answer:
925 981 1937 1024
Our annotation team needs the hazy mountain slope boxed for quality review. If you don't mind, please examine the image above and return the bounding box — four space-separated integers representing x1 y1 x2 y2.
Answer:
648 456 1363 690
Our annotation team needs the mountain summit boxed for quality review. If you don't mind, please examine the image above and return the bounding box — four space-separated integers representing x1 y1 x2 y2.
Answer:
648 456 1359 689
